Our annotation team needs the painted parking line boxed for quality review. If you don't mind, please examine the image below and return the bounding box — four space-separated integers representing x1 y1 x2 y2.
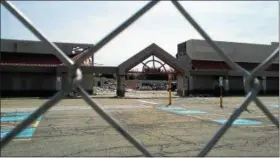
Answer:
269 104 279 108
137 100 159 105
1 128 36 139
13 138 32 141
0 111 42 140
156 105 207 115
238 125 277 128
239 115 279 119
1 111 34 116
157 106 185 111
33 120 40 127
213 118 263 126
156 105 271 127
1 115 42 122
172 110 207 114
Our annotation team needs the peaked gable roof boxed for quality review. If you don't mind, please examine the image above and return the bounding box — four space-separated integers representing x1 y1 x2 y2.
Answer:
118 43 187 75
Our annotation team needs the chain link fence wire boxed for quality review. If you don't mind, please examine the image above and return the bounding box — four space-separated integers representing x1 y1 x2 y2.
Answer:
0 0 279 157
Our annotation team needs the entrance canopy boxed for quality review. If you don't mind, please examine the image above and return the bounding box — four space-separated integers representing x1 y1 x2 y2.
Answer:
118 43 188 75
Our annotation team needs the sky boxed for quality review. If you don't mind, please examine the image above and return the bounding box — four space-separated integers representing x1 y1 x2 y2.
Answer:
1 1 279 70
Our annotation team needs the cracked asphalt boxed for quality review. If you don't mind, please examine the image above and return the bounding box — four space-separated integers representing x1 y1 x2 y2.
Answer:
1 94 279 157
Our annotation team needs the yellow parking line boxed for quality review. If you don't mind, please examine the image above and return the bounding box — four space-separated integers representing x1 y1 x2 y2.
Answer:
33 121 40 127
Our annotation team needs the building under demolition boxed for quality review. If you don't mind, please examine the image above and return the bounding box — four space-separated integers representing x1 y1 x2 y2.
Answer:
176 39 279 96
0 38 279 97
0 39 94 97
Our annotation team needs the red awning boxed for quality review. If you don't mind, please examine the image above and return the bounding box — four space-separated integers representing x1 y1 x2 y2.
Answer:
191 60 231 70
192 60 279 72
0 51 88 67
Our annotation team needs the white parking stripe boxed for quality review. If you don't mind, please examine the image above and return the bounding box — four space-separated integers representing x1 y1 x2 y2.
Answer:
137 100 159 105
238 125 277 128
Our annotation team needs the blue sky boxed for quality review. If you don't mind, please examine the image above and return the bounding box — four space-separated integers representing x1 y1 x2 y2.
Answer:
1 1 278 68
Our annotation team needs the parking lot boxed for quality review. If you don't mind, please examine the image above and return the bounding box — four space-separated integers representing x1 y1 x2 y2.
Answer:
1 91 279 157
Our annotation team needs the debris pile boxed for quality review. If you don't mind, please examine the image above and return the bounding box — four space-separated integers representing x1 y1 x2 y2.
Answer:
93 85 116 94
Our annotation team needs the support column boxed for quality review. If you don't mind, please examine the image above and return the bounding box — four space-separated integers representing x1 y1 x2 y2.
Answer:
56 67 62 92
176 74 183 96
176 74 188 97
55 76 62 91
225 76 229 95
189 76 193 94
80 74 94 95
117 75 126 97
262 76 266 95
61 73 69 91
183 76 188 96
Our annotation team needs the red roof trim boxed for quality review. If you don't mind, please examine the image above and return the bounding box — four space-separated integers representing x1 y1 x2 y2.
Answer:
0 62 58 67
191 60 279 71
0 48 91 67
191 60 231 70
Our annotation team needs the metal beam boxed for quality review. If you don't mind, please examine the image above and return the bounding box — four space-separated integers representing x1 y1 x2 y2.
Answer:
141 59 167 73
152 55 155 69
141 62 149 68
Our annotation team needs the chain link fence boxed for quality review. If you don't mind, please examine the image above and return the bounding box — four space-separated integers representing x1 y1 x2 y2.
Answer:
1 0 279 157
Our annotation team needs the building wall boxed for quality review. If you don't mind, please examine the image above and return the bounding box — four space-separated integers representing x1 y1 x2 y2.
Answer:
61 73 94 94
176 42 192 68
187 75 278 96
80 74 94 94
228 76 273 95
1 73 56 91
1 72 94 97
176 40 278 96
1 72 57 97
176 42 192 96
228 76 244 92
185 40 279 64
189 76 217 95
1 39 92 55
192 76 217 90
266 77 279 94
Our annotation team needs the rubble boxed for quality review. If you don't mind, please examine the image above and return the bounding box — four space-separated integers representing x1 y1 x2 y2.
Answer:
93 85 116 94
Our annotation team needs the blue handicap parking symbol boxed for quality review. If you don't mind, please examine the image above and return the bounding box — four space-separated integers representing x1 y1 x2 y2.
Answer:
1 111 34 116
269 104 279 108
1 115 42 122
1 111 42 140
156 106 185 111
156 106 207 114
213 119 263 125
171 110 207 114
1 128 36 139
